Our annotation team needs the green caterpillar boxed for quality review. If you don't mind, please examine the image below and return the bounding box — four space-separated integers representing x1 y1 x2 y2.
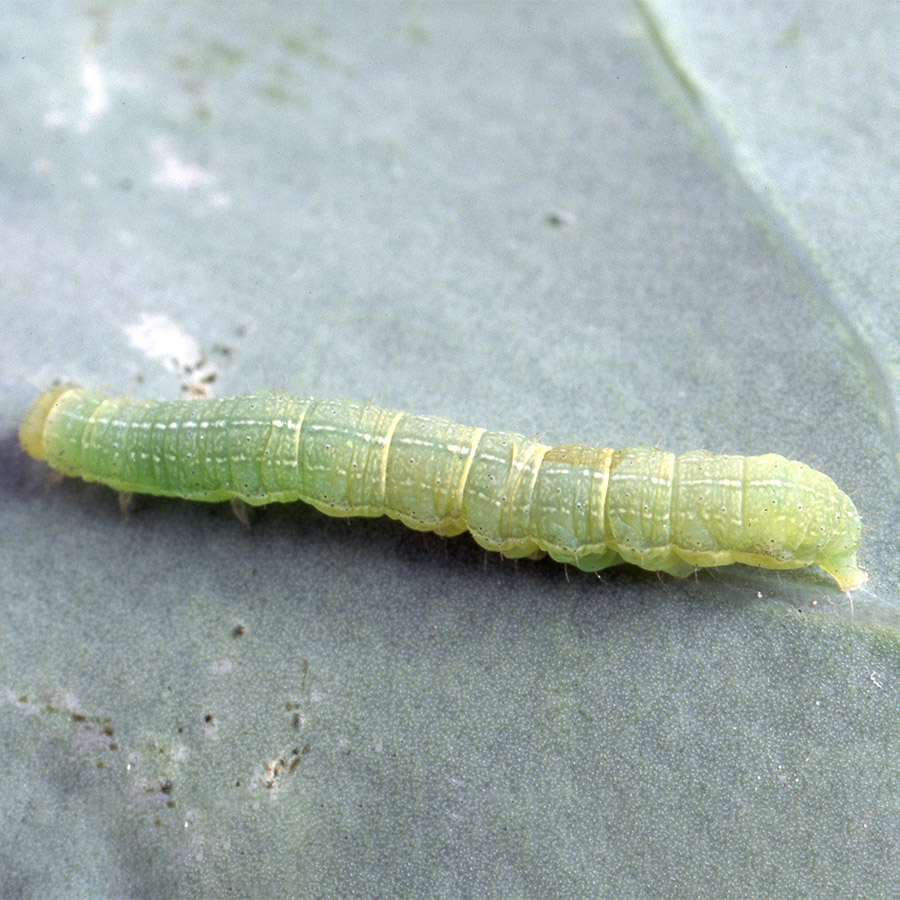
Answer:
19 386 866 591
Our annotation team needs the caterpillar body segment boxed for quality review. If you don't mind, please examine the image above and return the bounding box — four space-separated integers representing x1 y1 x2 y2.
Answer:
20 387 866 591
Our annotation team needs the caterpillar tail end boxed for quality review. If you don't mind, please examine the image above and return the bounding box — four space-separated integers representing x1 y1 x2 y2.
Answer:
824 560 868 594
19 385 72 461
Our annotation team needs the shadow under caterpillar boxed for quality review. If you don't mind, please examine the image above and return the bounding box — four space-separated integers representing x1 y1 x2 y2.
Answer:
19 386 866 592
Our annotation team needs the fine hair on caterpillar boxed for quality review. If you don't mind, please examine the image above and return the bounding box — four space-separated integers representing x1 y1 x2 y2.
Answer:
19 386 867 592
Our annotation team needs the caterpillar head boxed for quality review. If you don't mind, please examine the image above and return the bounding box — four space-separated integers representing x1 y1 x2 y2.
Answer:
19 385 74 461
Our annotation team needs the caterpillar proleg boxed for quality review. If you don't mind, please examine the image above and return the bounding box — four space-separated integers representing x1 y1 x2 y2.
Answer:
19 386 866 591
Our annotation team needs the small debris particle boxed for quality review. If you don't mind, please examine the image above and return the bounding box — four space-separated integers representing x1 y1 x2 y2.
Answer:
545 210 576 227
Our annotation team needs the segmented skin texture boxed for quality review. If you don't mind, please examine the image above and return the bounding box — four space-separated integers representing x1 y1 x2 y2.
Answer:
19 386 866 591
